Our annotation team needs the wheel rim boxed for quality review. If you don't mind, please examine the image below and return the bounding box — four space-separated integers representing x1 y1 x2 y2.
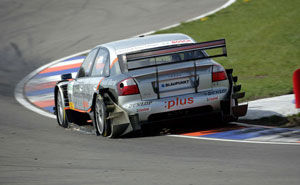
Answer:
57 92 64 125
95 99 105 134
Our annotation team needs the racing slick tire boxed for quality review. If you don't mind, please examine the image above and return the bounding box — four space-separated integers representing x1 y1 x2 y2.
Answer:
94 95 111 137
56 90 69 128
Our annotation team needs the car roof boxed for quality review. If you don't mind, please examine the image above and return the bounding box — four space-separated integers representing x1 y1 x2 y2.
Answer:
98 33 195 55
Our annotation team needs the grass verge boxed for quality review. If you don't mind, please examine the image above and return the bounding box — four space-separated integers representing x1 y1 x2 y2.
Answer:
156 0 300 101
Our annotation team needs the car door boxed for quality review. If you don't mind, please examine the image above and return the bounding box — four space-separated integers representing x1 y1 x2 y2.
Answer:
73 48 98 111
82 48 110 111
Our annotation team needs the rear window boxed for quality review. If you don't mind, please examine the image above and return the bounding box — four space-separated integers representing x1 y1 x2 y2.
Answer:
127 50 204 70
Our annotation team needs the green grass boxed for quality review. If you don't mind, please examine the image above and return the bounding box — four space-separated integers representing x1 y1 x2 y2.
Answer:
156 0 300 101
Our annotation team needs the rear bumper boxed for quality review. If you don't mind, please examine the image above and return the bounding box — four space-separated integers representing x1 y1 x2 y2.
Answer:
120 87 229 122
144 106 221 124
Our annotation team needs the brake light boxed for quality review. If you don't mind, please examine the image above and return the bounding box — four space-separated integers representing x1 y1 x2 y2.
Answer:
117 78 140 96
212 65 227 82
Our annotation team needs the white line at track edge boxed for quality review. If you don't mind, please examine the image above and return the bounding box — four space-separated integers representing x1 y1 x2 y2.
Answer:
168 135 300 146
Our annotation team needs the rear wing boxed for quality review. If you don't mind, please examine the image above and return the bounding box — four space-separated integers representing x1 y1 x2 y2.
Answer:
118 39 227 72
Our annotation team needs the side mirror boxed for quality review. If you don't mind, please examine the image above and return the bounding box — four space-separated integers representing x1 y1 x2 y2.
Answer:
61 73 72 80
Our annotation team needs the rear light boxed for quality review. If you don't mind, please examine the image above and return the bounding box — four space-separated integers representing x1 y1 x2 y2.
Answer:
117 78 140 96
212 65 227 82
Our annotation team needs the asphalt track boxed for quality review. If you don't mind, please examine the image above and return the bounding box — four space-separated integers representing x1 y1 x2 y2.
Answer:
1 0 300 185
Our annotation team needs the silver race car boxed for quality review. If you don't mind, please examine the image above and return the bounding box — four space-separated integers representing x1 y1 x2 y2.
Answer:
54 33 247 137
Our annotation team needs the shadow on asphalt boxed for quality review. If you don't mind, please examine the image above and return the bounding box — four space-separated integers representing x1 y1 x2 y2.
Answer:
124 117 235 139
69 117 239 139
239 116 289 127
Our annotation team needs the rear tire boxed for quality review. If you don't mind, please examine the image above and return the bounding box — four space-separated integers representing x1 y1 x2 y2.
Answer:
56 90 69 128
94 95 111 137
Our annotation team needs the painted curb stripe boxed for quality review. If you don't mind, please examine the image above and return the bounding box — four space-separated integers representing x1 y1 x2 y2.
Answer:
28 72 78 84
203 127 269 140
180 124 300 143
44 106 55 113
24 57 83 113
26 87 54 96
25 81 57 91
39 63 82 74
63 56 85 62
182 126 244 136
170 134 300 145
27 93 54 102
32 99 55 108
51 59 84 67
35 68 79 78
173 122 300 145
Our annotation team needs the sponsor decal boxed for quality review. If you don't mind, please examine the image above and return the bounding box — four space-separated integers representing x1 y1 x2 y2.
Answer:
203 88 227 96
161 80 189 88
116 39 193 55
126 101 152 109
171 39 193 44
207 97 218 102
137 107 151 113
165 97 194 109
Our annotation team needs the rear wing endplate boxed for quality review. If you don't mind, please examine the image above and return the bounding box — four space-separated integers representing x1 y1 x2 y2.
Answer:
118 39 227 72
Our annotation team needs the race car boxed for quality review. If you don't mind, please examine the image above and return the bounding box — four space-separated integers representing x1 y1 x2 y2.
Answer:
54 33 247 137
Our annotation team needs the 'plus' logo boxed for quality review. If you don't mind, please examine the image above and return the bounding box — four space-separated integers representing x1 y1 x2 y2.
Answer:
165 97 194 109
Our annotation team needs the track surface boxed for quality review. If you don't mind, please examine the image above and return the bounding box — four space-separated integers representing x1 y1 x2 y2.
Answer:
1 1 299 185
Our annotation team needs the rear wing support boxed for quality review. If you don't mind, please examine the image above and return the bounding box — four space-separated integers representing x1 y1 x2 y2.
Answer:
154 58 160 99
